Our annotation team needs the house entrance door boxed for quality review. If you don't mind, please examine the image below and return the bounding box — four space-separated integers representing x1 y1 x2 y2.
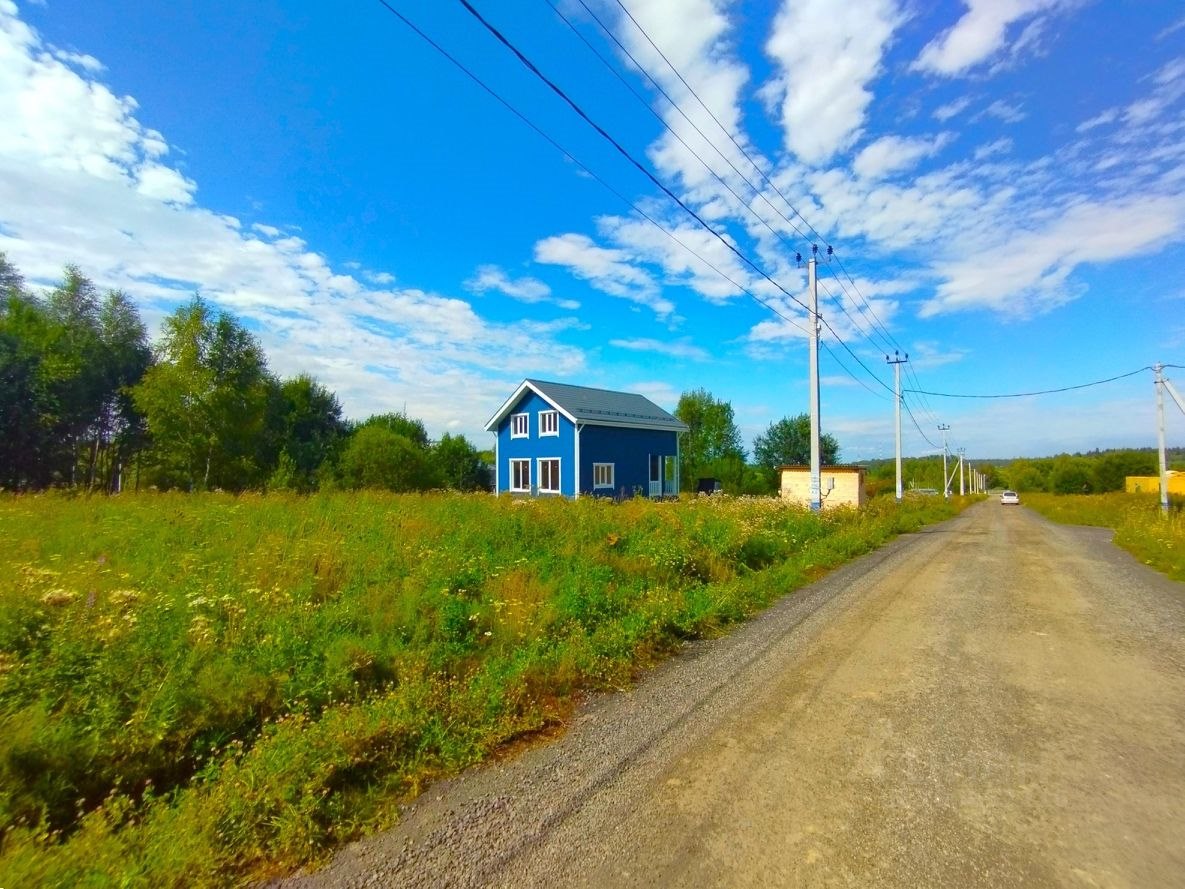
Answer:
649 454 661 497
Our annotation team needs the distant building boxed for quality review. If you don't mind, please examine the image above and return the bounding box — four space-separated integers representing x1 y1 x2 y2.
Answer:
778 465 867 509
485 379 688 499
1126 472 1185 495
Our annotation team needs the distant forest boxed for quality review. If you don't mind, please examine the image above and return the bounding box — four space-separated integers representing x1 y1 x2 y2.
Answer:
862 447 1175 496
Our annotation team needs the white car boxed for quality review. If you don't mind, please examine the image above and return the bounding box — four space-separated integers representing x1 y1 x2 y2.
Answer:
1000 490 1020 505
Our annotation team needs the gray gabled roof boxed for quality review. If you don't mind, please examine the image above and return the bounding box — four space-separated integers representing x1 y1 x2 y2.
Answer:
485 379 688 432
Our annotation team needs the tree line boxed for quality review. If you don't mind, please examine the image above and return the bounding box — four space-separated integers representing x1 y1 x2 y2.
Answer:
0 255 489 493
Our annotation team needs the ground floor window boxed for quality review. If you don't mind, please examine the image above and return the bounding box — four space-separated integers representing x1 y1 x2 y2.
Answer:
510 458 530 492
538 458 561 493
593 462 614 489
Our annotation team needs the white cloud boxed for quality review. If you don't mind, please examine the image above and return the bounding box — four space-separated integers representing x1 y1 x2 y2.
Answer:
464 264 580 311
972 137 1012 160
534 232 673 317
609 337 710 361
853 133 954 180
913 0 1073 77
922 195 1185 316
763 0 902 165
135 161 195 204
611 0 757 197
933 96 972 121
980 99 1026 123
0 2 588 440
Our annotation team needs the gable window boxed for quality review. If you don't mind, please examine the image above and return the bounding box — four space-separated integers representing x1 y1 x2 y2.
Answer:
510 459 531 492
510 413 529 438
537 458 560 494
593 463 614 489
539 410 559 437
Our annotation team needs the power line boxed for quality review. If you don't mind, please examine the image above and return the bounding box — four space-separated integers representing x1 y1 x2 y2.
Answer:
905 367 1153 399
455 0 820 320
373 0 814 345
903 397 941 449
610 0 825 245
557 0 811 244
454 0 897 397
560 1 894 396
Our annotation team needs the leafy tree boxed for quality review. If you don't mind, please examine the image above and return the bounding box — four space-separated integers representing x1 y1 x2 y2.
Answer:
675 388 746 490
269 374 347 491
133 297 274 491
432 432 490 492
337 426 436 491
357 412 430 447
89 290 151 489
0 330 53 489
753 413 840 469
1050 455 1094 494
1093 450 1155 492
0 252 24 296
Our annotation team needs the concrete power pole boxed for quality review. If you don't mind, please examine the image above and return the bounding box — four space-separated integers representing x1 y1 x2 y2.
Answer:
808 253 821 512
886 351 908 501
1156 363 1168 514
958 448 966 496
938 423 950 498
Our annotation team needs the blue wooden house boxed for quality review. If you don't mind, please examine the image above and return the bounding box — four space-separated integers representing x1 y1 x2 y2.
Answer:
485 379 688 498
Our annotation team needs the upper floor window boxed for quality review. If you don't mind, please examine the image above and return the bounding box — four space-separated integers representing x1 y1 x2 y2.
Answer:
511 413 529 438
539 410 559 437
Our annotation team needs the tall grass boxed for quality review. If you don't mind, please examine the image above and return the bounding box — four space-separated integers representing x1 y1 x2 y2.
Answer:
1024 492 1185 582
0 491 962 886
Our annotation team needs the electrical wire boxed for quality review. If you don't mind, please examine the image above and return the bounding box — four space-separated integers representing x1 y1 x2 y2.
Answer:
455 0 897 396
373 0 813 342
904 366 1154 399
902 398 941 449
610 0 825 244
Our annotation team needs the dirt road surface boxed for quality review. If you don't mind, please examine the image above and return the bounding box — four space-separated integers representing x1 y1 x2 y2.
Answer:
278 502 1185 888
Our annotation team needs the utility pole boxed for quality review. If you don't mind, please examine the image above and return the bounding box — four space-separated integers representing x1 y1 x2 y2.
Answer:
938 423 950 498
1156 363 1168 514
886 351 908 502
808 250 821 512
958 448 966 496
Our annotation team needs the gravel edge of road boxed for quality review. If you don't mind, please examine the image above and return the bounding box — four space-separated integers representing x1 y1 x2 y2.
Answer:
270 506 978 889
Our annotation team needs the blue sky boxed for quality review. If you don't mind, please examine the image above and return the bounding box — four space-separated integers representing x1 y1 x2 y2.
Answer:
1 0 1183 461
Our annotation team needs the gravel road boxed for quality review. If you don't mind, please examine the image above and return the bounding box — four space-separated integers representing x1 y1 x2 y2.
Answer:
276 501 1185 888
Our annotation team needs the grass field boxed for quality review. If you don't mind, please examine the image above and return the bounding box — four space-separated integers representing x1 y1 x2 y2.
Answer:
1023 492 1185 583
0 491 964 886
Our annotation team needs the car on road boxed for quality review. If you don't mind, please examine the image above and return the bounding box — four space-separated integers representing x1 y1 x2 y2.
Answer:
1000 490 1020 505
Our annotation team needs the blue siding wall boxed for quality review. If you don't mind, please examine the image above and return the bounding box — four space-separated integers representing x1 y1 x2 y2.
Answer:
495 390 576 497
578 425 679 498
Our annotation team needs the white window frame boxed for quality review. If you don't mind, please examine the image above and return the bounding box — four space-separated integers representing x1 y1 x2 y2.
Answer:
537 458 561 494
509 458 531 492
539 410 559 437
510 413 529 439
593 462 615 490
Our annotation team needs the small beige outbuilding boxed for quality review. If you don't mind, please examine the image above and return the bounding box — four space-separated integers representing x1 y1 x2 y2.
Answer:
778 465 867 509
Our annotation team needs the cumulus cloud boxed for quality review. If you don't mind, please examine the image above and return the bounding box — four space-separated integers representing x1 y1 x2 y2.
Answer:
913 0 1075 77
534 232 673 317
0 2 587 439
465 264 580 310
852 133 954 180
763 0 902 165
922 195 1185 316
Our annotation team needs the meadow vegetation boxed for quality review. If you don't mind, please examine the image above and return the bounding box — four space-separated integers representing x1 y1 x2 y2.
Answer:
1024 492 1185 582
0 490 962 886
